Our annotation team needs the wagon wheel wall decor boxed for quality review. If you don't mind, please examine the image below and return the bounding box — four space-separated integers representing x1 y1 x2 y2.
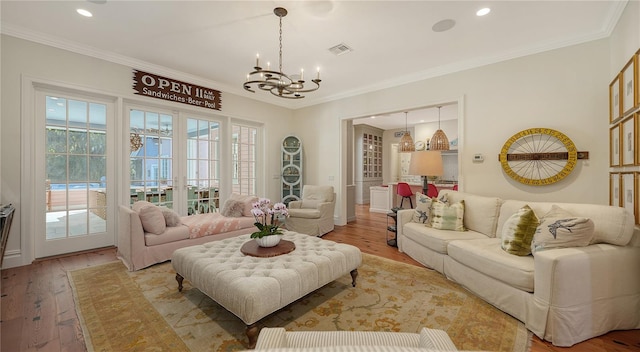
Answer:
498 128 589 186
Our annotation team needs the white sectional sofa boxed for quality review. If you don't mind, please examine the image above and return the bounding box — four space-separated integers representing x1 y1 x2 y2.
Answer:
396 190 640 347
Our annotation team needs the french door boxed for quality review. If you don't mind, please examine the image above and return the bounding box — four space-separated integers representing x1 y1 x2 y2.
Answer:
35 91 115 258
128 106 220 215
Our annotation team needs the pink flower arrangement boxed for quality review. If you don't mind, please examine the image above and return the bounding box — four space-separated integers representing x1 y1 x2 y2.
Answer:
250 198 289 238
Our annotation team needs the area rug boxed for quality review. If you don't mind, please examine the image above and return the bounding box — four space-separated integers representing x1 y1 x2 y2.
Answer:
69 253 532 352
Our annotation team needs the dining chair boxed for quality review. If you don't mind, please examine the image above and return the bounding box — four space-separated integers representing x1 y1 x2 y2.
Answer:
396 182 414 209
206 187 218 213
427 183 439 198
160 189 173 208
187 186 200 215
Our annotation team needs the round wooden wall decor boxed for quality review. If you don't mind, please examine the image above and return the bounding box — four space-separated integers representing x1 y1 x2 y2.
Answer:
499 128 578 186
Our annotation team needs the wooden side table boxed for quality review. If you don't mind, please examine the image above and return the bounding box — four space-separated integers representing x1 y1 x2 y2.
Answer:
386 212 398 247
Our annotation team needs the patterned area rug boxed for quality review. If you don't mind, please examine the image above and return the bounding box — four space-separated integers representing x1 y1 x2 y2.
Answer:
69 253 531 352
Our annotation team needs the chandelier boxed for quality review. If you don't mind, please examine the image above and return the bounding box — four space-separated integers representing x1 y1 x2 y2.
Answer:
430 106 450 151
398 112 415 152
243 7 321 99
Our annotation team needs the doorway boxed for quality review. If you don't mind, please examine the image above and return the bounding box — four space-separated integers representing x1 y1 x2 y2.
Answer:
35 91 115 258
344 102 462 223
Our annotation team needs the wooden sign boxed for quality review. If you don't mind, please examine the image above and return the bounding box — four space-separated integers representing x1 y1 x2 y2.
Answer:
132 70 222 111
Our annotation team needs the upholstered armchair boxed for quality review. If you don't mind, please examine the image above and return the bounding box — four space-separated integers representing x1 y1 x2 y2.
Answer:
285 185 336 237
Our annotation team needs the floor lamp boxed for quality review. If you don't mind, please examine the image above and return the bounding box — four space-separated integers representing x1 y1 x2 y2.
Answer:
408 151 444 196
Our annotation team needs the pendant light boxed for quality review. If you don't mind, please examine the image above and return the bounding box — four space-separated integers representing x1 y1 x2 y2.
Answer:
430 106 449 151
399 112 415 152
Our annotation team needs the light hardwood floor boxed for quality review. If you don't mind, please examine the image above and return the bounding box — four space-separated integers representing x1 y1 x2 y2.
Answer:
1 204 638 351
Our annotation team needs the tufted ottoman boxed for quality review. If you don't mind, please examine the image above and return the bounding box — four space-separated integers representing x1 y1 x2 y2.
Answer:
171 231 362 348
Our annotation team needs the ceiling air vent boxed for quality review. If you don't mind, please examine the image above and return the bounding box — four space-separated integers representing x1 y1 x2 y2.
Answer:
328 43 353 56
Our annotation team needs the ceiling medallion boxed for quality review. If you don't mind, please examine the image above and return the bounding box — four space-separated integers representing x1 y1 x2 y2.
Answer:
243 7 321 99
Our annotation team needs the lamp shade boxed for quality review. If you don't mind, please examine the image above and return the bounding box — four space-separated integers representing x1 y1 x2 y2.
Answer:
399 132 415 152
430 129 450 151
408 151 444 177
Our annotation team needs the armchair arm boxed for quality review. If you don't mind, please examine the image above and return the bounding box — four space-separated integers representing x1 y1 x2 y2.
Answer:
396 209 414 251
288 200 302 209
317 201 335 218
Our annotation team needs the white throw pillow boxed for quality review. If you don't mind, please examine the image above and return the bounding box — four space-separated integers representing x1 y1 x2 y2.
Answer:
412 192 433 224
531 205 594 255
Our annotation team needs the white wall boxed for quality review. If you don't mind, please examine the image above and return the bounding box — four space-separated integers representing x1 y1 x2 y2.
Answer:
294 37 620 225
0 35 292 267
1 3 638 266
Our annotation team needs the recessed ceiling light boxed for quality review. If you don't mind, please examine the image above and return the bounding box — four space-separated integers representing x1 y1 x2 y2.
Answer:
76 9 93 17
476 8 491 17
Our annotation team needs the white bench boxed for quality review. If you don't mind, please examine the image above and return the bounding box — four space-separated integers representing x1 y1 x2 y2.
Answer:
171 231 362 348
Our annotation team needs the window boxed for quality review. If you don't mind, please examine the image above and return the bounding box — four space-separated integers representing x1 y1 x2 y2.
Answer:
231 124 257 195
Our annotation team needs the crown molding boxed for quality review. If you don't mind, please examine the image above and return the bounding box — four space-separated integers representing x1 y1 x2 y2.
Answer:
1 2 626 112
0 23 296 109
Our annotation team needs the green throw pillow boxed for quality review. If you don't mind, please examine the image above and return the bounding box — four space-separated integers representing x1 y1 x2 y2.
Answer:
531 205 594 255
429 199 465 231
501 205 539 256
412 192 433 224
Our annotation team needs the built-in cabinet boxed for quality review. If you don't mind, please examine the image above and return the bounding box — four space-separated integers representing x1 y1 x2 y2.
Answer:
281 135 302 205
355 125 384 204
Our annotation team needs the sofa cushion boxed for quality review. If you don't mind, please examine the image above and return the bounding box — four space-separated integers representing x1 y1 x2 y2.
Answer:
498 200 634 246
403 222 487 254
531 205 595 254
429 199 465 231
144 224 190 246
301 200 322 209
287 209 321 219
439 190 502 237
159 206 182 227
447 238 535 292
302 185 334 202
221 199 246 217
501 205 539 256
132 201 166 235
228 193 259 216
412 192 432 224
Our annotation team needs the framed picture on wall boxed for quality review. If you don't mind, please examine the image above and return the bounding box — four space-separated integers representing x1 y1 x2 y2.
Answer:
610 173 621 207
621 115 636 165
610 73 622 123
622 56 637 114
622 172 637 224
610 123 621 166
637 51 640 108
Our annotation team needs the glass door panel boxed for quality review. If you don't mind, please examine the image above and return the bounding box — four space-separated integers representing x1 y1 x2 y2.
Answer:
186 118 219 214
130 108 174 208
37 93 113 258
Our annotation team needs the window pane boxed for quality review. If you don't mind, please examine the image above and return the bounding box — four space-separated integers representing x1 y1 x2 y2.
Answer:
89 103 107 127
69 130 88 154
47 128 67 153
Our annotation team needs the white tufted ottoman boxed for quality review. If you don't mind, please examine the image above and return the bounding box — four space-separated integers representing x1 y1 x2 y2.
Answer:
171 231 362 348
